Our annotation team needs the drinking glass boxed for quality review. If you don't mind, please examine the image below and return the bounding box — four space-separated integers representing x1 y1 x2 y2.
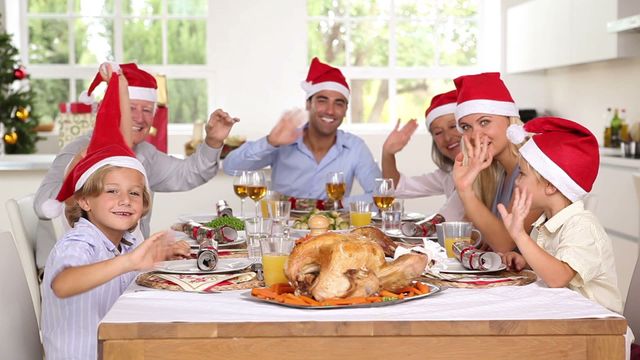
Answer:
260 235 295 286
268 200 291 236
232 170 249 218
244 217 273 263
373 178 395 212
245 171 267 217
381 200 402 234
441 221 483 258
349 201 372 227
326 171 346 211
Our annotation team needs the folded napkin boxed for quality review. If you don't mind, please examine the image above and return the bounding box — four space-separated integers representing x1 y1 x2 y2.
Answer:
154 272 254 292
393 239 447 273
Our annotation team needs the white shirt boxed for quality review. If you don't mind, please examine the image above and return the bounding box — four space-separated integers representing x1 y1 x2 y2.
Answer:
533 201 623 314
395 169 464 221
41 218 139 360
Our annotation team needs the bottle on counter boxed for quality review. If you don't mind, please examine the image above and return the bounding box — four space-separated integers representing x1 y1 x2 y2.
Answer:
620 108 629 143
603 107 612 148
185 121 204 156
610 108 621 148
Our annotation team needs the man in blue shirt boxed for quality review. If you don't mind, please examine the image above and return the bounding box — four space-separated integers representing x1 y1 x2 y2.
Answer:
223 57 381 208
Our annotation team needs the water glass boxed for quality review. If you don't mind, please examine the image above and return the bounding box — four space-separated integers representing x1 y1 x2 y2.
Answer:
268 200 291 236
381 200 402 235
260 236 295 287
244 217 273 263
349 201 372 227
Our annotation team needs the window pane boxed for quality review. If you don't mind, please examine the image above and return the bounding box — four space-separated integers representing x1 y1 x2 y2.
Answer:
439 0 479 17
28 19 69 64
28 0 66 13
168 0 207 15
307 0 347 17
123 19 162 64
438 18 478 66
396 78 452 121
395 0 437 18
307 20 346 65
122 0 161 16
348 0 388 17
31 79 70 124
167 79 207 124
350 79 389 124
167 20 206 64
349 20 388 66
75 18 114 64
396 21 436 67
74 0 113 15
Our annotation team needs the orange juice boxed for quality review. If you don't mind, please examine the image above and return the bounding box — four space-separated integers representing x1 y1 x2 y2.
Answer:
350 211 372 227
262 253 289 286
444 237 471 258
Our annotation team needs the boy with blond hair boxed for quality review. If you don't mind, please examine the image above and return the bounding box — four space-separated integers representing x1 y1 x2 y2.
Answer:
497 117 622 314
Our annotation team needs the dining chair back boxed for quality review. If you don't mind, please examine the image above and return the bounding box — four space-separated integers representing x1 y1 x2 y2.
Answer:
625 173 640 341
583 193 598 212
0 230 44 359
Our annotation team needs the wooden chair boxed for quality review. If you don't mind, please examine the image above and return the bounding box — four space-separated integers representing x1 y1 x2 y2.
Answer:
626 173 640 343
5 194 64 327
0 230 43 359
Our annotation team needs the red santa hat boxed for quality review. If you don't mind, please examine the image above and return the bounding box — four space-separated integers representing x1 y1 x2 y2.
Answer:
41 64 148 219
453 72 519 121
80 62 157 104
425 90 457 128
506 117 599 202
300 57 350 100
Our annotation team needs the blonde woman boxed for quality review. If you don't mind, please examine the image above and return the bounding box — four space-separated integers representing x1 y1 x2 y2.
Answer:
382 90 464 221
452 72 543 253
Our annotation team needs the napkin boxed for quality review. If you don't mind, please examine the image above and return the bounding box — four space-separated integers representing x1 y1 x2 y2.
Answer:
393 239 448 273
154 272 254 292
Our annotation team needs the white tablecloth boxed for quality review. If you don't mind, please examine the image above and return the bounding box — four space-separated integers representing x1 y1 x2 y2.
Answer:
101 280 621 324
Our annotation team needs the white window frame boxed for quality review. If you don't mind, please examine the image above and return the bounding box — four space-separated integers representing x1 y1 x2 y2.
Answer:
307 0 501 132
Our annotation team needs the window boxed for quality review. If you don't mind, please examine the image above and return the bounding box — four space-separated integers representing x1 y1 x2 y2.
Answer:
22 0 208 124
307 0 488 126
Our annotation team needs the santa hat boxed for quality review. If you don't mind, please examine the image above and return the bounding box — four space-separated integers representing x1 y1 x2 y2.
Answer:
425 90 457 128
506 117 599 202
453 72 519 121
41 64 148 218
80 62 157 104
300 57 350 100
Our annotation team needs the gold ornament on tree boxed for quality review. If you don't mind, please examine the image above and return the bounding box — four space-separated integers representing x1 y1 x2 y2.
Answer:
16 107 30 121
4 131 18 145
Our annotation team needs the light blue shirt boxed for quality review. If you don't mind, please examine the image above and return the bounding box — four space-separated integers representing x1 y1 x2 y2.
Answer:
223 130 381 203
42 218 139 360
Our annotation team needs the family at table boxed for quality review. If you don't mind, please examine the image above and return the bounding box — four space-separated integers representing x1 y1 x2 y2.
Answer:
32 58 629 359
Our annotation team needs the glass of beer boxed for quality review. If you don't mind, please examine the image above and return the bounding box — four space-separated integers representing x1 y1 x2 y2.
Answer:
246 170 267 217
326 171 346 211
373 178 395 212
232 170 249 218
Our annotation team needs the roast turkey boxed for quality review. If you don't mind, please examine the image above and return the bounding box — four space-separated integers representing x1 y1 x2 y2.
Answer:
285 228 428 301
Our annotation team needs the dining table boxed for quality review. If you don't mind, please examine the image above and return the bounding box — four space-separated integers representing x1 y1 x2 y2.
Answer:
98 279 627 359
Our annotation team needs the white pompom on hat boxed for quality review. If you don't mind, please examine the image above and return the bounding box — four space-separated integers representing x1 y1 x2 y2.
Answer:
300 57 350 100
453 72 519 121
81 62 157 104
41 64 148 219
516 117 599 202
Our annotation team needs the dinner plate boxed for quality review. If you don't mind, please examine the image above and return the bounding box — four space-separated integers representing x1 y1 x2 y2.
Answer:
291 209 348 216
437 258 506 274
246 282 441 309
385 231 437 244
371 212 427 222
175 231 247 248
154 258 253 274
177 213 217 224
290 228 350 237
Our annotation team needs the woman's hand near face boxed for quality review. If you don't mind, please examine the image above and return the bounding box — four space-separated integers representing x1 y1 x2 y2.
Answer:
452 133 494 194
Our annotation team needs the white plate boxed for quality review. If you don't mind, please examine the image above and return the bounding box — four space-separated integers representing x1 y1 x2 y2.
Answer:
385 231 437 244
290 228 349 237
438 258 506 274
372 212 427 222
177 213 217 224
175 231 247 248
291 209 348 216
154 258 253 274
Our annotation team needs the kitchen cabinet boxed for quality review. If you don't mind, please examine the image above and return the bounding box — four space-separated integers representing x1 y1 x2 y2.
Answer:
506 0 640 73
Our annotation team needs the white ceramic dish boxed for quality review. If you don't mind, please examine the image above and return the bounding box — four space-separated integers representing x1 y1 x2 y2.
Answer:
371 212 427 222
437 258 506 274
154 258 253 275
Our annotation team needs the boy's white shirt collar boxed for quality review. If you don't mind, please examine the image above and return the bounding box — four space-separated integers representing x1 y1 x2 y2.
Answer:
532 200 586 233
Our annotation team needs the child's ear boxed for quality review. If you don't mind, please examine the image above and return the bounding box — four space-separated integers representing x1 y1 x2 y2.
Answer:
77 196 91 212
544 181 559 195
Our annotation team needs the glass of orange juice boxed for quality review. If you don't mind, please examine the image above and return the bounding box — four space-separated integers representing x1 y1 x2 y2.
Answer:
349 201 372 227
260 236 295 287
441 221 482 258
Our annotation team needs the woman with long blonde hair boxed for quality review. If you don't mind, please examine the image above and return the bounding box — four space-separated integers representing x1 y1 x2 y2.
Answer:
452 72 543 253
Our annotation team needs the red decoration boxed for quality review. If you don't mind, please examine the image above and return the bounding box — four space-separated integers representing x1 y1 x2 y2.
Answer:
144 105 168 153
58 102 92 114
13 66 27 80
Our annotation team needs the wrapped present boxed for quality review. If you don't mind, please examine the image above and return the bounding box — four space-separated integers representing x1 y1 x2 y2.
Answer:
57 102 96 149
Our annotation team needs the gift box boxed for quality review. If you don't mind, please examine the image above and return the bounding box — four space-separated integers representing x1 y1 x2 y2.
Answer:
56 102 96 149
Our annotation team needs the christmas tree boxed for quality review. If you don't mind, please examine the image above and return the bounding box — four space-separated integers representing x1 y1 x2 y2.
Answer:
0 31 40 154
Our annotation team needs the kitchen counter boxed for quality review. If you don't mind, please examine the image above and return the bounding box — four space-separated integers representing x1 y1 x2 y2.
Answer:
0 154 57 171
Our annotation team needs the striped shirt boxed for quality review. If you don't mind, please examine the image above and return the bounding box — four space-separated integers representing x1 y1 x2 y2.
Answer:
41 218 139 360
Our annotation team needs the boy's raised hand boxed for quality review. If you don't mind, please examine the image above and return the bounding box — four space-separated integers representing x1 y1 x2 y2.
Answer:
497 187 533 241
452 133 494 194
